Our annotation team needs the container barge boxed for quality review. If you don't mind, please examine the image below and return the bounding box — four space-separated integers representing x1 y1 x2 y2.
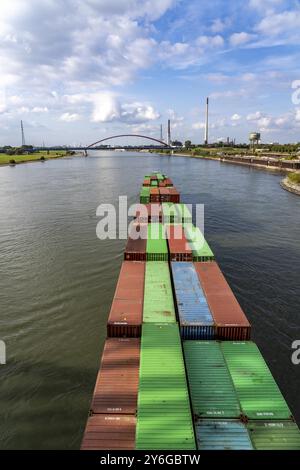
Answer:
81 172 300 451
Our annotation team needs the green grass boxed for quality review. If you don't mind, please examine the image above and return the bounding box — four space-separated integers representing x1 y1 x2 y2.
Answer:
0 150 68 165
288 172 300 185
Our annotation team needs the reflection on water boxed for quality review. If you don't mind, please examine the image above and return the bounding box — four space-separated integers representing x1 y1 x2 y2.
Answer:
0 151 299 449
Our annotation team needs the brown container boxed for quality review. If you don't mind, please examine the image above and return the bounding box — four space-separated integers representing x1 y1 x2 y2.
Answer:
107 261 145 337
124 223 147 261
134 203 162 223
165 178 173 186
90 338 140 414
169 187 180 203
166 225 193 262
81 415 136 450
143 179 151 186
194 262 251 340
159 181 166 187
159 188 171 202
150 187 160 203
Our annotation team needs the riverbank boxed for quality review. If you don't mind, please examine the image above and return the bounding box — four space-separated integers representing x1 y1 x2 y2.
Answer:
281 176 300 196
0 150 81 167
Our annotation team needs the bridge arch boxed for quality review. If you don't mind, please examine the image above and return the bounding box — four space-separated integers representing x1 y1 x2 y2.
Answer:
86 134 169 148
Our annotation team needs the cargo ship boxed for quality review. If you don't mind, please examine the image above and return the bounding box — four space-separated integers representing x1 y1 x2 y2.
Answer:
81 173 300 451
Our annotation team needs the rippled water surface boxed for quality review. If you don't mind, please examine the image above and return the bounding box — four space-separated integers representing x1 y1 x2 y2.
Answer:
0 151 299 449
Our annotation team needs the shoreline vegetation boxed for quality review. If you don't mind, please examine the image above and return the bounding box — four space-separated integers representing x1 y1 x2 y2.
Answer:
0 149 80 166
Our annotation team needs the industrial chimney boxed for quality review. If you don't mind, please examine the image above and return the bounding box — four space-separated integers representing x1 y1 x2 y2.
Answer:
204 97 209 145
167 119 171 146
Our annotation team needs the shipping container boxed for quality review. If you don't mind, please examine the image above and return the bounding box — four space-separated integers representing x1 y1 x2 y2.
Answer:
184 224 214 261
183 341 241 418
143 262 176 323
165 178 173 186
136 323 196 450
195 420 253 450
162 203 192 224
146 223 168 261
107 261 145 337
150 180 158 187
159 181 166 187
149 187 160 203
134 203 162 223
81 415 136 450
221 342 293 421
140 187 150 204
171 262 214 339
168 187 180 203
143 179 150 187
194 262 251 340
247 421 300 450
90 338 140 415
166 224 193 262
124 223 147 261
156 173 164 181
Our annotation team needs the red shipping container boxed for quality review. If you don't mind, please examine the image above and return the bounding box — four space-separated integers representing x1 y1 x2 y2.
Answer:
90 338 140 414
124 223 147 261
165 178 173 186
166 225 193 262
150 187 160 203
194 262 251 340
169 187 180 203
159 188 171 202
143 179 151 186
107 261 145 337
159 181 166 187
134 203 162 223
81 415 136 450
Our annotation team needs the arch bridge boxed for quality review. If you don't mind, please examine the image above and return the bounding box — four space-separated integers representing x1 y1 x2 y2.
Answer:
86 134 169 152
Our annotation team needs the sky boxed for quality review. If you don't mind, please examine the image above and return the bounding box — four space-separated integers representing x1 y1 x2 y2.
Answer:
1 0 300 146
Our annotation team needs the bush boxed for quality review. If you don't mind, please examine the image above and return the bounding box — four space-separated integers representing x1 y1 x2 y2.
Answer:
40 156 45 161
9 159 16 165
288 173 300 184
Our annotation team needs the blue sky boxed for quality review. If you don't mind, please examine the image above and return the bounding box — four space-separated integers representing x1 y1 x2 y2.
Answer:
1 0 300 146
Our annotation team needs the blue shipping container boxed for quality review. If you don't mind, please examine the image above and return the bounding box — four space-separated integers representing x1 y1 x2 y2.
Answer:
171 262 214 339
195 420 254 450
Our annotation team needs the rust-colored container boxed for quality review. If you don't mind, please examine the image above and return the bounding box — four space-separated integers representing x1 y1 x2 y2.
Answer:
150 175 157 181
159 181 166 187
124 223 147 261
134 203 162 223
165 178 173 186
90 338 140 414
143 179 151 187
166 225 193 262
169 187 180 203
150 187 160 203
81 415 136 450
159 188 171 202
194 262 251 340
107 261 145 337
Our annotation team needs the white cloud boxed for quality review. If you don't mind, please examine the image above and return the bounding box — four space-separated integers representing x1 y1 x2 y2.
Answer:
192 122 205 130
256 10 300 38
211 18 229 33
210 89 247 99
60 113 81 122
32 107 49 113
230 32 255 46
231 114 242 121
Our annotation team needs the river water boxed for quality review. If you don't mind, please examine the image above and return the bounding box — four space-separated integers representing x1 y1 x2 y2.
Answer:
0 151 299 449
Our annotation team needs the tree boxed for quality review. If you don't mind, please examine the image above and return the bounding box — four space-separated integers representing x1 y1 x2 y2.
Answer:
185 140 192 149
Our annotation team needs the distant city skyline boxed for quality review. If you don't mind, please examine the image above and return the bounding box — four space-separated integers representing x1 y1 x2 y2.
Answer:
1 0 300 146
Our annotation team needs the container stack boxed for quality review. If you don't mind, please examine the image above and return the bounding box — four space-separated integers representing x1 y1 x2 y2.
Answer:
81 171 300 451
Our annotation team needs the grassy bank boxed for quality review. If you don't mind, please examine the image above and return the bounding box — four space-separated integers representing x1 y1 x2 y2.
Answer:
0 150 70 166
288 172 300 185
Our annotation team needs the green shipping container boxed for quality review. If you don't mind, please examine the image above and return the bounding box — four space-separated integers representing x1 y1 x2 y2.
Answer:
247 421 300 450
184 224 214 262
150 180 158 187
146 223 168 261
143 262 176 323
136 323 196 450
140 187 150 204
221 342 293 420
162 203 192 224
183 341 241 419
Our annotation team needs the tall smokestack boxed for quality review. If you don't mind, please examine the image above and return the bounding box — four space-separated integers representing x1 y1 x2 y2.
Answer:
167 119 171 146
204 97 209 145
160 124 163 142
